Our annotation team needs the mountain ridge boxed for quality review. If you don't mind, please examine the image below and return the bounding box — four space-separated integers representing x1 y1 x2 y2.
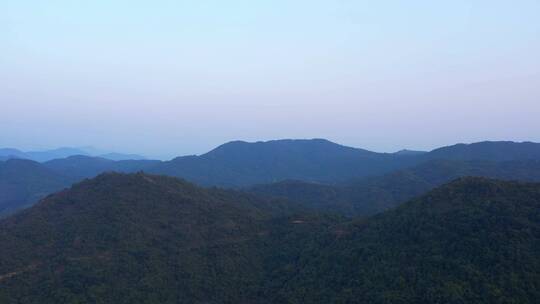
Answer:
3 139 540 216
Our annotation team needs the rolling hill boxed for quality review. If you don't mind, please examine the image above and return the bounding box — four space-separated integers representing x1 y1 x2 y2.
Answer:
0 174 538 303
260 177 540 303
0 172 292 303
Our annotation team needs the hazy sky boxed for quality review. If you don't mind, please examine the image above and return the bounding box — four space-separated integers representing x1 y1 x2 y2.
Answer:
1 1 539 159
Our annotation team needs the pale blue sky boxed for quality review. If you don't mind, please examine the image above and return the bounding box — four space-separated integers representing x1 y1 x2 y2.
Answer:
1 1 539 158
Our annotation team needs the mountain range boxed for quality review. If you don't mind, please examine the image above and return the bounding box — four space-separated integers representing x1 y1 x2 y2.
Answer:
2 139 540 217
0 147 146 162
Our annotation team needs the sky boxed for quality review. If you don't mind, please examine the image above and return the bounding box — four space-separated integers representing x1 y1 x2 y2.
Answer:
1 0 539 159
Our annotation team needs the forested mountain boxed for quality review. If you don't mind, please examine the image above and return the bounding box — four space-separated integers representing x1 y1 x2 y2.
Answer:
0 175 538 303
259 177 540 303
250 159 540 216
148 140 540 187
0 159 74 217
148 139 419 186
0 173 293 303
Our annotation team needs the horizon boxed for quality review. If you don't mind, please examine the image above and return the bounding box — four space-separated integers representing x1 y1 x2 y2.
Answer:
2 138 540 161
2 1 539 158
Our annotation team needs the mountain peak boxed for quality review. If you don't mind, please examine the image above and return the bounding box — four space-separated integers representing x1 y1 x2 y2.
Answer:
204 138 373 157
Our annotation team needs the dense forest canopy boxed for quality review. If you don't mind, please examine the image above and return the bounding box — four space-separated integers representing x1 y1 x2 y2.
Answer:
0 173 538 303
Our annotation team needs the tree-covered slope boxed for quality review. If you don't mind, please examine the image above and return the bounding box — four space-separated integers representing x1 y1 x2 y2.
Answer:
0 172 292 303
260 177 540 303
0 175 539 303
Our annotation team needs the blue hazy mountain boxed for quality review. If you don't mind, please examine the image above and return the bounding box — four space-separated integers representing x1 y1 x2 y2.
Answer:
3 139 540 216
0 148 28 160
0 147 147 162
44 155 159 179
0 159 74 216
97 152 147 161
424 141 540 161
148 139 420 186
393 149 427 155
148 140 540 187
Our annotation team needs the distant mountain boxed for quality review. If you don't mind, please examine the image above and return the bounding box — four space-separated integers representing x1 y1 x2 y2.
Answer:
3 140 540 187
97 152 146 161
250 159 540 216
0 172 291 303
75 147 147 161
260 177 540 303
25 147 90 162
148 140 540 187
394 149 427 155
0 148 28 159
424 141 540 161
0 147 148 162
44 155 160 179
4 139 540 217
0 159 74 217
148 139 420 186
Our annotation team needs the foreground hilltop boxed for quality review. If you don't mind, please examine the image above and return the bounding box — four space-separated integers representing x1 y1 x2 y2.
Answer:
0 172 290 303
0 173 539 303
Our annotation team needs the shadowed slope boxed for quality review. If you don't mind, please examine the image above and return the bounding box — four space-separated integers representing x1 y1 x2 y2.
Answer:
250 159 540 216
0 159 74 217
